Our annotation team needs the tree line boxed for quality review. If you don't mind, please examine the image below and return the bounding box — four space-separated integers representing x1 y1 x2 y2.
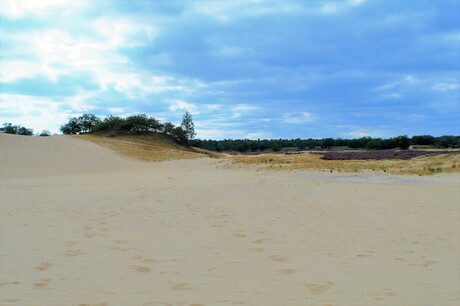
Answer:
59 113 195 145
2 118 459 151
191 135 460 152
0 123 51 136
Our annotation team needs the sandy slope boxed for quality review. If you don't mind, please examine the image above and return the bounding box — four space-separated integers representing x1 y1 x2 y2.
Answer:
1 134 459 305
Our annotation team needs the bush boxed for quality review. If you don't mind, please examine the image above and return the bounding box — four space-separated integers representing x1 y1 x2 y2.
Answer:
39 130 51 136
60 114 100 134
1 123 33 136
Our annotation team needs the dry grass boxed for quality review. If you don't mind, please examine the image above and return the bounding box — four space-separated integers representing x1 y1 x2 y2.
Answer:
71 134 223 162
231 152 460 175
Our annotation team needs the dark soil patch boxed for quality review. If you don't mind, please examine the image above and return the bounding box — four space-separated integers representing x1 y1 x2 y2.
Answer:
319 150 460 161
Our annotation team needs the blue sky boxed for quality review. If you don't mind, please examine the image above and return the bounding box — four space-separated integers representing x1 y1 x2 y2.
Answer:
1 0 459 139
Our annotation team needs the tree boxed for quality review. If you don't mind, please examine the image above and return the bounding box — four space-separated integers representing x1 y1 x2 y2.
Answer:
60 117 81 134
79 114 100 133
18 126 33 136
39 130 51 136
162 121 175 135
2 123 18 134
60 114 100 134
395 135 410 150
1 123 33 135
181 112 196 141
94 116 124 132
321 138 335 149
171 126 188 145
366 138 383 150
411 135 435 146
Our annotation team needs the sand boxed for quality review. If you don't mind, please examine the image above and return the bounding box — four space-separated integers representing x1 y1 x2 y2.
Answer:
1 133 459 305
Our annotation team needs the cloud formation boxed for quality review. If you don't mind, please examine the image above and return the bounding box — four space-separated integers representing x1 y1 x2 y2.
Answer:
1 0 459 137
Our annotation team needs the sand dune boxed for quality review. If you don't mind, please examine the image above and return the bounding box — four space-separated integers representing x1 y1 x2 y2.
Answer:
1 134 459 305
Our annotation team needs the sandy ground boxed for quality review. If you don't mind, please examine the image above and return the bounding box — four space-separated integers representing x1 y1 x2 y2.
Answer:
1 134 459 306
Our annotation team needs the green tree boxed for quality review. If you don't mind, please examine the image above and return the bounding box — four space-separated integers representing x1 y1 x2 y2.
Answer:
79 114 100 133
1 123 33 135
395 135 410 150
366 138 383 150
60 114 100 134
321 138 335 149
181 112 196 140
162 122 175 135
2 123 18 134
411 135 435 146
39 130 51 136
60 117 81 134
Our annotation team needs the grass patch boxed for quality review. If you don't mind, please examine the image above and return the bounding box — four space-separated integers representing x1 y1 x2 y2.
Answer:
71 133 223 162
231 152 460 175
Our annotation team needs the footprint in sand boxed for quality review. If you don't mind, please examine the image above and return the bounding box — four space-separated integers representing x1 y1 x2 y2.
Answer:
277 269 295 275
66 249 83 257
64 240 78 247
34 278 52 288
170 283 191 290
384 288 396 297
249 248 265 252
35 262 53 271
306 281 334 294
84 233 95 238
269 255 289 262
233 233 246 238
252 238 268 244
131 266 151 273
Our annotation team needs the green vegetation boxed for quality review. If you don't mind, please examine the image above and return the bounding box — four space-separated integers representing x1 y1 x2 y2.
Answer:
60 113 193 145
232 152 460 176
191 135 460 153
0 123 33 136
39 130 51 136
181 112 196 140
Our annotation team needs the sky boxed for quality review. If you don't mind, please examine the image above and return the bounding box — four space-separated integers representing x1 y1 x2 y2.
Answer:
1 0 459 139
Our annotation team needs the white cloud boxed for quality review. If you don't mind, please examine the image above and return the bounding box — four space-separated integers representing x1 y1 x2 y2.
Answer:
0 94 78 134
348 0 366 6
431 82 460 91
231 104 259 118
168 99 199 114
191 1 305 23
245 132 272 139
346 128 388 138
375 75 418 91
107 107 127 114
282 112 314 124
195 128 269 140
0 60 48 83
206 104 221 111
0 0 89 18
320 4 337 14
92 17 157 49
195 129 244 140
1 24 202 98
